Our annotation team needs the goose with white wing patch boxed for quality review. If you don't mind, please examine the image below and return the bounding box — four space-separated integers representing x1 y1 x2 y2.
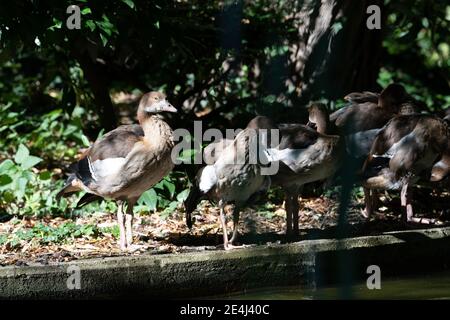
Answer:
185 125 271 250
57 92 177 250
266 103 344 236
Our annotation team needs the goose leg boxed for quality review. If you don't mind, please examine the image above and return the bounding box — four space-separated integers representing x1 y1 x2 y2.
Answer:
116 200 127 250
125 199 136 249
285 188 300 237
363 187 373 219
403 183 414 223
285 194 293 236
402 185 442 225
292 190 300 236
218 202 231 250
229 207 240 244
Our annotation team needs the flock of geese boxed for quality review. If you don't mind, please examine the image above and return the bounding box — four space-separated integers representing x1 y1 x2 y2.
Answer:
57 85 450 251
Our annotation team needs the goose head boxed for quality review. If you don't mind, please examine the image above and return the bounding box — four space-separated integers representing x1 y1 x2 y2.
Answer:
137 91 177 124
246 116 277 147
307 102 330 134
378 83 408 112
246 116 276 130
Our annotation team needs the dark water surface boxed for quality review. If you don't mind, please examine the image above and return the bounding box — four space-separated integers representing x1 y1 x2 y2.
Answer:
213 270 450 300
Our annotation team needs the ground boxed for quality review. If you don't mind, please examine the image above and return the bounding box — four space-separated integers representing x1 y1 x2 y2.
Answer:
1 187 449 267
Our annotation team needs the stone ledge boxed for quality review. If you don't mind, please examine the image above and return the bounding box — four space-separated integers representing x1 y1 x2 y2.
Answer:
1 226 449 299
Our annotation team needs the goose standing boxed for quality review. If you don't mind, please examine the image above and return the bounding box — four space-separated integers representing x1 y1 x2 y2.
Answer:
57 92 177 250
362 114 449 223
266 103 344 236
331 83 411 134
187 105 344 238
185 126 271 250
331 84 421 219
430 113 450 183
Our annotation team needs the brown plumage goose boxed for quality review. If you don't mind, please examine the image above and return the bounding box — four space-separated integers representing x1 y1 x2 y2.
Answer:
430 113 450 182
57 92 177 250
331 83 410 134
185 126 271 250
186 105 343 238
332 85 420 219
362 114 450 224
266 103 344 236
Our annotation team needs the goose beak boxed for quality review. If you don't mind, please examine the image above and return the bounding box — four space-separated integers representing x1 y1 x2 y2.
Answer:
145 100 178 113
162 101 177 113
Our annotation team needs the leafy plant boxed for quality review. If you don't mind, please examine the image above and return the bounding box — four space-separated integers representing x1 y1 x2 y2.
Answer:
1 221 99 247
0 144 42 199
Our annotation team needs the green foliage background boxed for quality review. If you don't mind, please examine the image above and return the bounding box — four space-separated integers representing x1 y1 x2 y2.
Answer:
0 0 448 226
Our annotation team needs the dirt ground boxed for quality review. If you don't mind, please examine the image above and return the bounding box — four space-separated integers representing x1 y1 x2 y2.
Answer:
1 188 449 267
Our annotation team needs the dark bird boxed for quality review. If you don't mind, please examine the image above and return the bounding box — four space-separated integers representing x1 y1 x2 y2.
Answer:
362 114 450 224
330 83 413 134
265 103 344 236
331 84 420 218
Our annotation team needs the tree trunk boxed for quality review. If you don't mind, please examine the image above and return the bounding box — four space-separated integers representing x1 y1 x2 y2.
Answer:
76 53 117 131
287 0 384 102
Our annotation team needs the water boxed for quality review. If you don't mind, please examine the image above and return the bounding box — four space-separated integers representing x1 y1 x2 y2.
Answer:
217 270 450 300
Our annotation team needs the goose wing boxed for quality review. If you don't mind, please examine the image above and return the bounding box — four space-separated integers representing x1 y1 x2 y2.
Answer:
71 124 144 189
265 125 322 173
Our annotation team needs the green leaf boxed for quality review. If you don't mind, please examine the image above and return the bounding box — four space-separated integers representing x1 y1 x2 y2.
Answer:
163 179 176 198
81 8 92 15
86 20 96 32
0 174 12 186
100 33 108 47
16 177 27 198
48 18 62 31
121 0 135 9
161 201 178 218
2 191 14 203
139 189 158 211
176 189 190 203
80 134 90 147
21 155 42 170
14 144 29 164
39 171 52 180
0 159 15 173
96 128 105 140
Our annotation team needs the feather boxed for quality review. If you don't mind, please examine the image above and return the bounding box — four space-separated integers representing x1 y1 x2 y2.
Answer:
198 165 218 193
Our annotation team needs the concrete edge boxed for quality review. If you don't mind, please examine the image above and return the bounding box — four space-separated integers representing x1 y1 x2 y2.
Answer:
1 226 450 299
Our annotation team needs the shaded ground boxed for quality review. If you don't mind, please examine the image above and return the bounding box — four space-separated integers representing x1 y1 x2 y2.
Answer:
1 188 449 267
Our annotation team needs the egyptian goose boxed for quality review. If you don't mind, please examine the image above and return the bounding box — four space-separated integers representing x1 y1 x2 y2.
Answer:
186 106 342 238
331 85 421 219
430 113 450 182
362 114 450 224
57 92 177 250
184 137 233 229
266 103 344 236
185 126 271 250
331 83 410 134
